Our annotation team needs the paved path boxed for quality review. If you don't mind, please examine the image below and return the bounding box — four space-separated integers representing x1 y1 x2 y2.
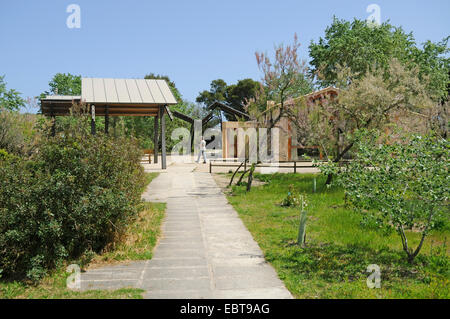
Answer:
80 163 292 299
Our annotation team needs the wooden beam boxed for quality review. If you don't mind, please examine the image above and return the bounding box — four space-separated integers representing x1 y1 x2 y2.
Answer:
113 117 117 138
164 105 173 121
105 105 109 135
91 104 96 136
172 110 194 124
50 105 56 137
154 110 159 164
160 106 166 169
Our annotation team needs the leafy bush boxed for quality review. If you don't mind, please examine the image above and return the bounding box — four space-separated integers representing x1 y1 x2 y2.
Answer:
321 130 449 263
0 116 145 281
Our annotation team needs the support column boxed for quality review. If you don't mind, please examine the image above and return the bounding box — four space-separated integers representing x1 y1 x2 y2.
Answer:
154 111 159 164
50 105 56 137
105 105 109 135
113 117 117 137
160 106 166 169
91 105 96 136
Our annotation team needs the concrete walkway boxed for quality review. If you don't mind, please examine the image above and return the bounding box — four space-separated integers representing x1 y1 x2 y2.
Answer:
80 163 292 299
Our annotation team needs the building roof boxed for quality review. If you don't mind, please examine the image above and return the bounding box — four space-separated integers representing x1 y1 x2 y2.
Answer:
40 78 177 117
81 78 177 105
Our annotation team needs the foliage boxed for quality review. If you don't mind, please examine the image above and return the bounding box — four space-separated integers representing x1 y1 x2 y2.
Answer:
309 59 434 184
281 185 303 207
93 201 165 262
321 130 449 262
0 111 45 156
309 18 449 101
0 75 25 111
40 73 81 98
247 34 313 130
228 173 449 298
0 115 146 281
196 78 260 120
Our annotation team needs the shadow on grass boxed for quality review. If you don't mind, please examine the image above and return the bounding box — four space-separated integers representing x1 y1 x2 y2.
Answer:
271 240 437 284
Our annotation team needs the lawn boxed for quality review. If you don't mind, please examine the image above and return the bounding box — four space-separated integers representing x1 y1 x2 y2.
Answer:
226 173 449 299
0 172 164 299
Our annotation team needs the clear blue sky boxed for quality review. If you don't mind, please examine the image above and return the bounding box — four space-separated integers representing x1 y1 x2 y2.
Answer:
1 0 449 108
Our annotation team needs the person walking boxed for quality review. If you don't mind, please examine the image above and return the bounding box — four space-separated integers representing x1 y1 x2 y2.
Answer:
196 136 207 164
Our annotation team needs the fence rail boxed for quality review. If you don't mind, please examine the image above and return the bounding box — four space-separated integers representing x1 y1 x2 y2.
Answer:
209 159 325 174
209 158 352 173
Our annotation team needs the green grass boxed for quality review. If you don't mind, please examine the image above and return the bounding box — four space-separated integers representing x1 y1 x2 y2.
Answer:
0 172 164 299
93 201 166 262
0 270 144 299
226 173 450 299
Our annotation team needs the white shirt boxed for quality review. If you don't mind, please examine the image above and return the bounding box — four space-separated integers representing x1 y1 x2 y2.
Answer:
200 140 206 151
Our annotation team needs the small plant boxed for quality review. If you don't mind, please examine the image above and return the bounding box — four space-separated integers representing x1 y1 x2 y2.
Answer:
281 185 302 207
297 195 308 246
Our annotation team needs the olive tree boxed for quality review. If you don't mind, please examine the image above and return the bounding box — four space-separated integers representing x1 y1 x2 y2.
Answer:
323 130 449 263
310 59 434 184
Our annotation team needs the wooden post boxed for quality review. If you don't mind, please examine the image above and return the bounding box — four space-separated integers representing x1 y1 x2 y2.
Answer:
50 105 56 137
105 105 109 135
154 111 159 164
91 104 96 136
160 106 166 169
294 161 297 173
113 117 117 137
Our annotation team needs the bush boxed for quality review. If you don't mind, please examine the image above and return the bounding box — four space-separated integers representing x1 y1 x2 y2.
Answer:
0 116 145 281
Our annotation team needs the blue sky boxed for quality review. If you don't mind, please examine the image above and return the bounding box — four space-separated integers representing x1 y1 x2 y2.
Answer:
1 0 449 109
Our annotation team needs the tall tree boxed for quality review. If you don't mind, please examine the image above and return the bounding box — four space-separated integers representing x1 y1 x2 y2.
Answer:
225 79 260 111
0 75 25 111
196 79 228 107
311 59 434 185
246 34 313 130
196 78 260 121
309 18 449 101
40 73 81 98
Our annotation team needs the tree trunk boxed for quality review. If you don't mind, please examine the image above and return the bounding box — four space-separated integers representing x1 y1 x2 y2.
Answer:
325 173 333 185
324 142 355 185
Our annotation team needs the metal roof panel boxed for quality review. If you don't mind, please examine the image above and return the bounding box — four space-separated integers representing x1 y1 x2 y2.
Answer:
114 79 131 103
81 77 176 104
125 79 142 103
156 79 177 104
103 78 119 103
135 79 155 103
81 78 94 102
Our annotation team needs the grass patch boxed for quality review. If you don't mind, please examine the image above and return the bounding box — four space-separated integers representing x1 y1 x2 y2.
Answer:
0 172 164 299
0 269 144 299
92 201 166 263
227 173 449 299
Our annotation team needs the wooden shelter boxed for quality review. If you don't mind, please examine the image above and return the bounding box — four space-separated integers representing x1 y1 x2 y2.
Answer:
40 78 178 169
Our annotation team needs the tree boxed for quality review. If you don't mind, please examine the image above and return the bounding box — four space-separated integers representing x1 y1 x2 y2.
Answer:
226 79 260 112
310 59 434 184
324 130 449 263
196 78 260 122
0 75 25 111
309 18 449 101
247 34 313 130
40 73 81 98
196 79 228 107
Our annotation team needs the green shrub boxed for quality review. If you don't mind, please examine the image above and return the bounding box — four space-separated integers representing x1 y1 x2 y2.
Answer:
0 117 145 281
